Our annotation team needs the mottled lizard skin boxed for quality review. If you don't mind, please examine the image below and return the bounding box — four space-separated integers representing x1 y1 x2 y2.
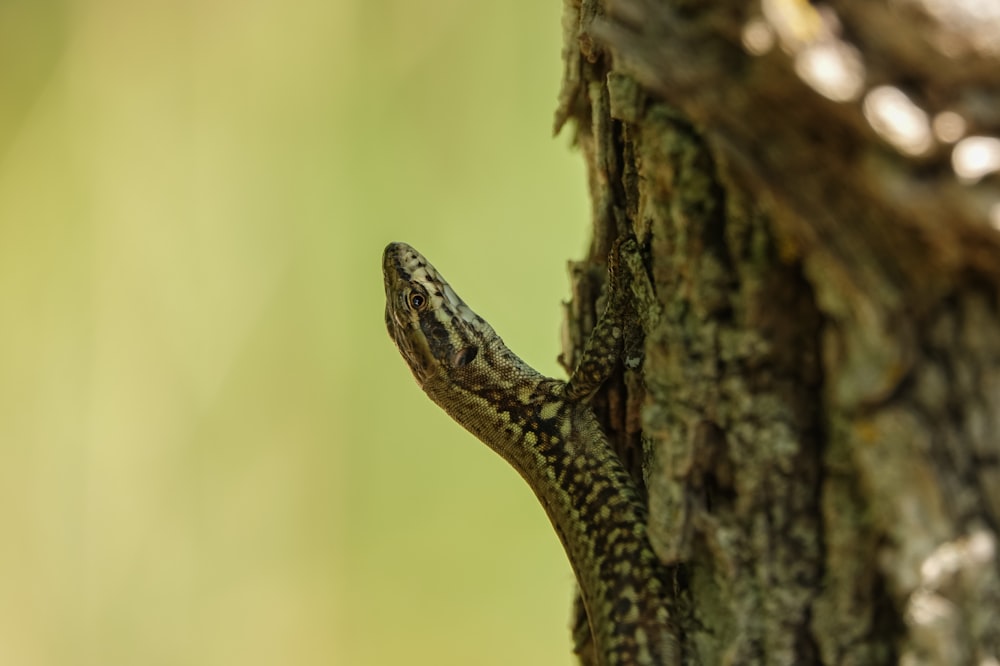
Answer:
383 241 677 665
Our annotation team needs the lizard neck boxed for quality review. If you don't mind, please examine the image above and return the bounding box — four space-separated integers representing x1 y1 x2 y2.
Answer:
423 368 676 665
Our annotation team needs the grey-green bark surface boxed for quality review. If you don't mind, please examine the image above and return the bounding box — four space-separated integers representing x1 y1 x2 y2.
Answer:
557 1 1000 664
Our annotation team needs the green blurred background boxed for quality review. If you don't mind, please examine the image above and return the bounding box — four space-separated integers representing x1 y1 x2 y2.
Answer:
0 1 590 664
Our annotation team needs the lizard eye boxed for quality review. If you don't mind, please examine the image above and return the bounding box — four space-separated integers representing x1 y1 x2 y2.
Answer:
407 292 426 310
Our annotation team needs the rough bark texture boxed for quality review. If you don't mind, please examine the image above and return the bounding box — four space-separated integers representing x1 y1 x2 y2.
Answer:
557 1 1000 664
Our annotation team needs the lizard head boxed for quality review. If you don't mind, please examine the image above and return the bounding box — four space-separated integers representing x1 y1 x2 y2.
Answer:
382 242 499 389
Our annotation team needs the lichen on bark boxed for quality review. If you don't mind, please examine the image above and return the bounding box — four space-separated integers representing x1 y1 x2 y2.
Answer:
558 0 1000 664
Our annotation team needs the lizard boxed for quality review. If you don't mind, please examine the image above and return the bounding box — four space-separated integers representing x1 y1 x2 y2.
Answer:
382 239 678 665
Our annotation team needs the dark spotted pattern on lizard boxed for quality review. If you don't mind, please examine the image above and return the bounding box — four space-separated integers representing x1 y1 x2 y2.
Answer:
382 240 678 665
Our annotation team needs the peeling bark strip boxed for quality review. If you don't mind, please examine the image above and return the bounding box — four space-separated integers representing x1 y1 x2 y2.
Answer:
557 0 1000 664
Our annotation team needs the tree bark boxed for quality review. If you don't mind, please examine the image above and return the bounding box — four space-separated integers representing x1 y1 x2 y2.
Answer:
557 1 1000 664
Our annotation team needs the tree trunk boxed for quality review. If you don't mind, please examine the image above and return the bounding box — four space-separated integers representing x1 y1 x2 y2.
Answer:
556 1 1000 664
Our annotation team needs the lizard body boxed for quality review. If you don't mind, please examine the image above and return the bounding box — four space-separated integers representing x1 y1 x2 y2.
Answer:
382 240 677 665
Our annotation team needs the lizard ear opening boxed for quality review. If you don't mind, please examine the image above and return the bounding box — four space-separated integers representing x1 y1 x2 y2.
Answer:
452 346 478 368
